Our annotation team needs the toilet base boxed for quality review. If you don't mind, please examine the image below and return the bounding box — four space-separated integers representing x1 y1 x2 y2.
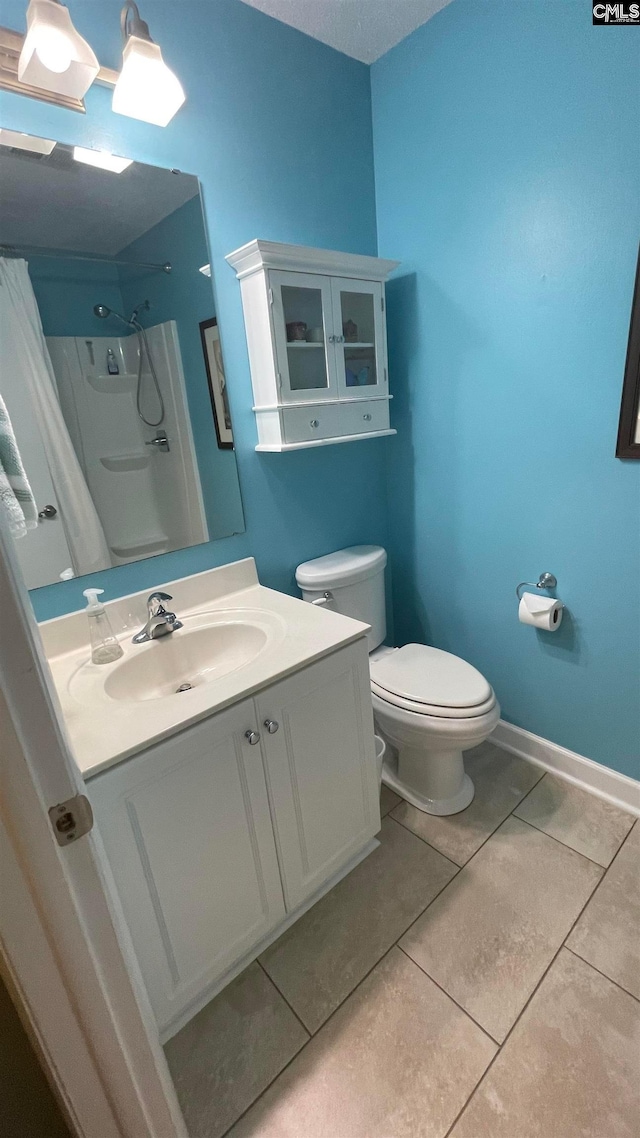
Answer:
382 752 475 816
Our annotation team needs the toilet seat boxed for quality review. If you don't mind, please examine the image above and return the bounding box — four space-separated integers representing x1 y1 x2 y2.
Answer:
370 643 495 720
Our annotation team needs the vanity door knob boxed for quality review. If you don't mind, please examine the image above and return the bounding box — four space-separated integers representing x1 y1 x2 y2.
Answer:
264 719 279 734
245 730 261 746
310 419 320 429
363 413 372 421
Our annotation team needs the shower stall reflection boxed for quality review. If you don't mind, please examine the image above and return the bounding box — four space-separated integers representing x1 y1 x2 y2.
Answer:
47 312 208 570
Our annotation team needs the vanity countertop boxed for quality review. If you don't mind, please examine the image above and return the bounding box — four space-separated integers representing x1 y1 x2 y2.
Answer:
42 559 370 779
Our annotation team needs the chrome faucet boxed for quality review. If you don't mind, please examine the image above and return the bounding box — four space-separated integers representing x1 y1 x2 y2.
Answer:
132 592 183 644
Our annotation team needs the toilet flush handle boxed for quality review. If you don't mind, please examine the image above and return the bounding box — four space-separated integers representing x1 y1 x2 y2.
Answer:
311 591 333 607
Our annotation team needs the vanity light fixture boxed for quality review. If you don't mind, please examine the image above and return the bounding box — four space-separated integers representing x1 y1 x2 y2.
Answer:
112 1 185 127
1 1 185 123
18 0 98 100
73 145 132 173
0 127 55 154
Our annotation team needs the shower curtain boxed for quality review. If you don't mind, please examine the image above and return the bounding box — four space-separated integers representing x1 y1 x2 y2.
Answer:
0 258 111 576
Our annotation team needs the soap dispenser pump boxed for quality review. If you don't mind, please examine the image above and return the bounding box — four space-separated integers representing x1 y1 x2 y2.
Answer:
83 588 124 664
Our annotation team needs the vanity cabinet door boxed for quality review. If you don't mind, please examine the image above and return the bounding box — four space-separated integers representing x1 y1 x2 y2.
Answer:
88 700 285 1035
255 640 380 912
269 270 339 403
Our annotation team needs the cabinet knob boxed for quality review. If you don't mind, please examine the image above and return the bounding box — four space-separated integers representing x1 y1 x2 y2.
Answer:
328 334 336 343
363 413 372 421
310 419 320 428
264 719 279 734
245 730 261 745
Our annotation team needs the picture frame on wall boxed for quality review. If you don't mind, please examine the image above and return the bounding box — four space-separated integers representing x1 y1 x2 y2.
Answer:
200 317 234 450
616 246 640 459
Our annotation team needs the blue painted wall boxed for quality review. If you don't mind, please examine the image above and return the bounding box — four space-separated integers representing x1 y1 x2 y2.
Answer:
371 0 640 776
0 0 387 620
28 255 123 337
119 196 244 540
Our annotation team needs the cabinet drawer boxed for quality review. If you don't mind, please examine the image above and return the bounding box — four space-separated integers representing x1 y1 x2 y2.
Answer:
282 403 342 444
338 399 389 437
282 399 389 444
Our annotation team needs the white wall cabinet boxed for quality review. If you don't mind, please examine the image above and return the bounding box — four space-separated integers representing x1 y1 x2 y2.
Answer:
226 240 399 450
88 639 379 1038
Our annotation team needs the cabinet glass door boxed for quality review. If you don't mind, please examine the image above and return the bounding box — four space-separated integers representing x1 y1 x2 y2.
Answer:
332 279 386 400
270 271 336 403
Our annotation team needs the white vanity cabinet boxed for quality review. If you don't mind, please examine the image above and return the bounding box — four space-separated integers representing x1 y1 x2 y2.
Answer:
226 240 399 450
88 639 379 1038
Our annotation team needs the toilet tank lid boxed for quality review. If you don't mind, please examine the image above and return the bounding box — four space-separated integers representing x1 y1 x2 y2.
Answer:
296 545 387 590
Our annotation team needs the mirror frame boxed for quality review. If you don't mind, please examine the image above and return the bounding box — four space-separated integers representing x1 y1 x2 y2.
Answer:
616 246 640 459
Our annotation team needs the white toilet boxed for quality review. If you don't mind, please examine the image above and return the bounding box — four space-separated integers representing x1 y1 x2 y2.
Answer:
296 545 500 816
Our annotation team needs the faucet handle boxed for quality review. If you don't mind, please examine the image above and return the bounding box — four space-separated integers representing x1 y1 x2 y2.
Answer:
147 590 172 615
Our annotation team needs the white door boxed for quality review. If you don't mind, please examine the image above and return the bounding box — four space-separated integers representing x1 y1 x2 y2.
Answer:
269 270 338 403
0 516 187 1137
89 701 286 1035
331 277 387 401
255 640 380 912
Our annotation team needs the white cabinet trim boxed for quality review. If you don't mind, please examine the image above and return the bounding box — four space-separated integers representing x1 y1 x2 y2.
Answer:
226 239 399 282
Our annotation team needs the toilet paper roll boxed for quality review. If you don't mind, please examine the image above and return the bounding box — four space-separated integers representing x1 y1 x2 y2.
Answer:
518 592 564 631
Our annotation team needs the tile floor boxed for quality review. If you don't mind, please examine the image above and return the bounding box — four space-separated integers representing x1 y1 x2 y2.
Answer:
164 742 639 1138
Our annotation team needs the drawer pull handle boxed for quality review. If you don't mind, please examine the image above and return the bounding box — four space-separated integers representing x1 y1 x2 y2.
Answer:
363 413 372 421
264 719 279 734
245 730 261 745
310 419 320 428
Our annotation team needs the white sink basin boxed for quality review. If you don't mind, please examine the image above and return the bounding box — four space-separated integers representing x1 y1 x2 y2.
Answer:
70 609 285 705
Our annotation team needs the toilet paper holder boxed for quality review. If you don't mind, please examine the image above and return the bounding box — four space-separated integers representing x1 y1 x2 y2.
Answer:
516 572 557 601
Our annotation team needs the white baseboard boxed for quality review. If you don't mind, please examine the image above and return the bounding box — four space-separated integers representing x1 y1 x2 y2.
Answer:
491 721 640 818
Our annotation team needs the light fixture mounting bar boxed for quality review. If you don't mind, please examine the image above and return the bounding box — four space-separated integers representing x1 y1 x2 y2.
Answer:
0 24 85 110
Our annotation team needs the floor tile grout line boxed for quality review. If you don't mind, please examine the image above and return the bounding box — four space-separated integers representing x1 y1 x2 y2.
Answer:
216 791 636 1138
255 959 312 1038
509 814 611 870
388 761 548 869
222 848 468 1138
396 943 501 1047
219 943 409 1138
384 811 463 869
563 944 640 1005
440 862 608 1138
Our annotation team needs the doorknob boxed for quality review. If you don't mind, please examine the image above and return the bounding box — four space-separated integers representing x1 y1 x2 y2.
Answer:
38 504 57 519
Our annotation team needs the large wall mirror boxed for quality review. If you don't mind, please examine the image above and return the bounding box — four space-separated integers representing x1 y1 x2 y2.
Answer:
0 131 245 592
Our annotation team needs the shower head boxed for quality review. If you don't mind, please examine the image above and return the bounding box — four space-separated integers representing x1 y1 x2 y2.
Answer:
93 303 132 327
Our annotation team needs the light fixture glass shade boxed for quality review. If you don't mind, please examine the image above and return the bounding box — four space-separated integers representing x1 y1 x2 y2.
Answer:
112 35 185 127
18 0 99 99
73 146 133 173
0 128 56 155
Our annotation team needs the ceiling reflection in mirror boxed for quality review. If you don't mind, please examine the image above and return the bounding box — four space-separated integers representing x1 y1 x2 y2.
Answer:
0 133 244 591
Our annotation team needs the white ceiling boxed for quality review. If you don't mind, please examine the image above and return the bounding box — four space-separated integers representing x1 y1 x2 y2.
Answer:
240 0 454 64
0 142 200 257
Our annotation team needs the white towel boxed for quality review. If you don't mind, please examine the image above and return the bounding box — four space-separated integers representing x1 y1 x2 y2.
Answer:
0 393 38 538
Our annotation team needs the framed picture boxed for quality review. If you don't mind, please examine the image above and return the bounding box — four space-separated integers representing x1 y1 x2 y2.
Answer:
200 317 234 449
616 247 640 458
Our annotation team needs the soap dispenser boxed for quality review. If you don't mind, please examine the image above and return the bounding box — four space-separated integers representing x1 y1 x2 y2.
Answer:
83 588 124 664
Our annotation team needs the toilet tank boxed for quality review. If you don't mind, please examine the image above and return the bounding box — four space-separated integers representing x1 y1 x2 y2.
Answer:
295 546 387 652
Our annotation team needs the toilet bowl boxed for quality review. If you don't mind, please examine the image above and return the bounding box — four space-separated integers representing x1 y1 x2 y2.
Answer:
371 644 500 815
295 546 500 816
